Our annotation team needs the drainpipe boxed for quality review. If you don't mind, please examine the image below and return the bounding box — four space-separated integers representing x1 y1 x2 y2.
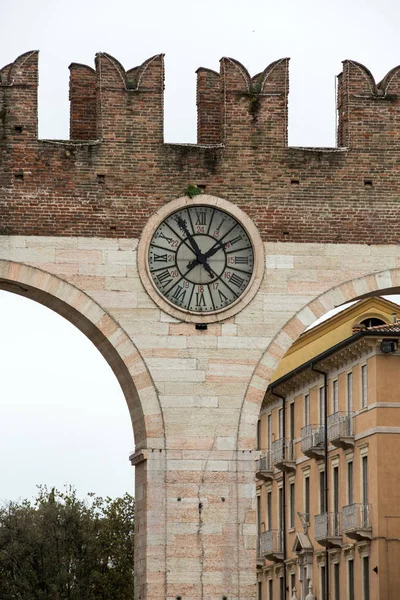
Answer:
311 364 329 600
272 389 287 599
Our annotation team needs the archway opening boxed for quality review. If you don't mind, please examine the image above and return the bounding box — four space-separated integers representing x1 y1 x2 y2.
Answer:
0 289 133 501
0 261 165 600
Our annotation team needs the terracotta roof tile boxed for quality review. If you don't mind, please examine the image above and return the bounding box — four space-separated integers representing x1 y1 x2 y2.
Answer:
366 323 400 334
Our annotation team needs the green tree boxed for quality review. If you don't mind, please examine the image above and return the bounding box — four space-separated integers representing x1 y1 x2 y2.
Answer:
0 486 135 599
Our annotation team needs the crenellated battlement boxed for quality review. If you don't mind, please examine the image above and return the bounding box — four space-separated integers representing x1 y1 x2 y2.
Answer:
0 51 289 147
92 52 165 144
0 51 39 140
1 51 400 244
338 59 400 147
69 63 96 140
1 50 400 150
69 52 166 142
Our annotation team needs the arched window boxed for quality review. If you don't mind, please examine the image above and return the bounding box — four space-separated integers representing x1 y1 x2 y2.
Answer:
359 317 386 328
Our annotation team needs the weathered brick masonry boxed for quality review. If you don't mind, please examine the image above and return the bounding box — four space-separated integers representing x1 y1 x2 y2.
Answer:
1 51 400 243
1 51 400 600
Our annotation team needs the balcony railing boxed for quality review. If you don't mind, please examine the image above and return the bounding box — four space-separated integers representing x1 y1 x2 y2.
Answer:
261 529 284 561
271 438 296 472
257 535 263 564
314 512 342 548
327 412 354 449
256 452 273 481
301 424 325 459
342 503 372 541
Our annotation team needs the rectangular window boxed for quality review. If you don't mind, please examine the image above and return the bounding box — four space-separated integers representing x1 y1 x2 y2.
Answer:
257 419 261 450
362 455 369 505
333 466 339 534
268 578 273 600
258 581 263 600
304 476 310 521
278 408 283 439
279 576 285 600
333 466 339 512
257 495 261 539
348 560 355 600
304 394 310 426
334 562 340 600
320 565 326 600
333 379 339 414
278 487 284 532
347 372 353 414
301 566 308 600
361 364 368 408
319 387 325 426
289 482 295 528
290 402 295 440
267 491 272 531
290 573 296 598
320 470 326 513
347 460 354 505
267 414 272 451
363 555 370 600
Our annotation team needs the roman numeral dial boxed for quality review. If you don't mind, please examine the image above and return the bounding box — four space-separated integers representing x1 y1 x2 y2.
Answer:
147 205 254 314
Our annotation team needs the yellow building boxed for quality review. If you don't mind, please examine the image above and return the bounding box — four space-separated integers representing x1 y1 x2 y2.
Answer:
256 297 400 600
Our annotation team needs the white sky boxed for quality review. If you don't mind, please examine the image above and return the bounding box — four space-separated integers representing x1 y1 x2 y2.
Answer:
1 0 399 501
0 291 132 502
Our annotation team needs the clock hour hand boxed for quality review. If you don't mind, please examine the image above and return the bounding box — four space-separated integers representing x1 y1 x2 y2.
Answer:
187 257 200 271
186 239 226 277
176 216 202 257
202 239 227 260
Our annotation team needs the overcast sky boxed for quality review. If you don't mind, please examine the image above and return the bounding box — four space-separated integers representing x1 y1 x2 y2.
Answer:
1 0 399 502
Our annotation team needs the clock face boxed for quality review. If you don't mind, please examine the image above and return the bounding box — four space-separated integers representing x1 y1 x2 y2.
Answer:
147 205 254 313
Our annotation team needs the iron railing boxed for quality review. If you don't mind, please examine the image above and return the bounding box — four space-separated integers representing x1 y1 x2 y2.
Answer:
314 512 341 541
257 452 272 473
342 503 371 532
271 438 295 466
261 529 283 556
257 535 262 559
300 424 325 454
327 411 354 441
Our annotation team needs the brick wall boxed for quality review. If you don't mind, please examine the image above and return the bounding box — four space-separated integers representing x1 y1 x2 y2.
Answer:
1 51 400 244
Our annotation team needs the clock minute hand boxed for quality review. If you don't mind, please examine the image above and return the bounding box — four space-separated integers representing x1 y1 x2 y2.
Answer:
186 255 214 278
187 239 226 276
202 261 215 279
176 216 202 257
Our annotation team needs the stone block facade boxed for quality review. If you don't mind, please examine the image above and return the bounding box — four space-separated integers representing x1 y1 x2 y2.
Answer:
1 51 400 599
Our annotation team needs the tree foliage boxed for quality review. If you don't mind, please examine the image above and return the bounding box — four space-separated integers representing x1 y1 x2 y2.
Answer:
0 486 135 599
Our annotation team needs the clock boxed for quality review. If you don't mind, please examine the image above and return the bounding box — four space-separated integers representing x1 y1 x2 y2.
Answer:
138 196 264 323
148 205 254 313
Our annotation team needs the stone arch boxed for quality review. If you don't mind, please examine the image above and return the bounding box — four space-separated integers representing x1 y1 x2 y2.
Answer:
239 267 400 447
0 259 165 449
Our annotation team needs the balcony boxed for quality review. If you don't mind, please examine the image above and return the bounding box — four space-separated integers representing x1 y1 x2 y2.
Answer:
327 412 354 449
301 424 325 459
342 503 372 541
271 438 296 472
256 452 273 481
261 529 284 562
314 512 342 548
